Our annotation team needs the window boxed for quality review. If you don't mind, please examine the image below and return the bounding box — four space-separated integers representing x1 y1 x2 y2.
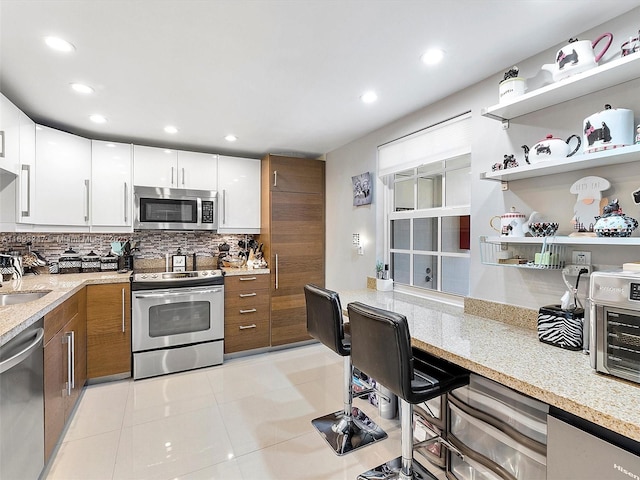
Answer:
389 156 471 296
379 113 472 299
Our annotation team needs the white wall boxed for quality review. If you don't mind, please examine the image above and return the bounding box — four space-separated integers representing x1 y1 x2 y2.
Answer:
326 7 640 310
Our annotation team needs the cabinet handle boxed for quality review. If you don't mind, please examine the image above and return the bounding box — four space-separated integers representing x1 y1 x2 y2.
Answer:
239 292 257 297
239 308 257 314
182 167 185 186
171 167 174 186
239 324 257 330
222 189 226 225
239 277 257 281
65 331 75 395
84 179 90 222
20 164 31 217
275 253 279 289
122 287 126 333
123 182 128 223
273 170 277 187
70 330 75 390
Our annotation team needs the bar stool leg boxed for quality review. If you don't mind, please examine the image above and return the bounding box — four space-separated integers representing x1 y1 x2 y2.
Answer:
357 399 438 480
311 356 387 455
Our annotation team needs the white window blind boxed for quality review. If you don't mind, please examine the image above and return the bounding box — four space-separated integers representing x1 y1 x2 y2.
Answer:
378 112 472 177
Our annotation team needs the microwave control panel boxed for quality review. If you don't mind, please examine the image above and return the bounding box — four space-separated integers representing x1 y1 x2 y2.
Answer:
202 201 215 223
630 282 640 302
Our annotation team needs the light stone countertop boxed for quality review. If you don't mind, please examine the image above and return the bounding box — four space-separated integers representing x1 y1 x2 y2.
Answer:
222 267 270 276
0 272 131 345
340 289 640 443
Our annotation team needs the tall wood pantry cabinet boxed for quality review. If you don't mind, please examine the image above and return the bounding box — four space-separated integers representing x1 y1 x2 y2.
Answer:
259 154 325 346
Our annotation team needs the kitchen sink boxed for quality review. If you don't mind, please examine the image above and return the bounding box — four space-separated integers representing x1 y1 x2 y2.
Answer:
0 290 51 306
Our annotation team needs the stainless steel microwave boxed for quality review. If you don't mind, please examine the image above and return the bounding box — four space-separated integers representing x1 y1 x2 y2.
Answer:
133 186 217 231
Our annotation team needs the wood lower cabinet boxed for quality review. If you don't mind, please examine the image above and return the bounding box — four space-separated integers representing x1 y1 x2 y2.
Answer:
43 289 86 462
259 155 325 347
86 283 131 379
224 274 270 353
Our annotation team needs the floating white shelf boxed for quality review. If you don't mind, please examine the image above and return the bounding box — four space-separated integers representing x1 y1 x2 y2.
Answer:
481 52 640 121
480 144 640 182
481 235 640 246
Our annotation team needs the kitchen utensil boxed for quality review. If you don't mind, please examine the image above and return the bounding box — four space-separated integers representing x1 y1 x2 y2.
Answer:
541 34 613 82
583 104 634 153
490 207 537 237
522 134 581 164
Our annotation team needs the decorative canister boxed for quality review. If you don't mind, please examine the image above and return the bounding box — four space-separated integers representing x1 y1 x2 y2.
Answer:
81 250 101 273
498 66 527 103
583 104 634 153
100 253 119 271
58 247 81 274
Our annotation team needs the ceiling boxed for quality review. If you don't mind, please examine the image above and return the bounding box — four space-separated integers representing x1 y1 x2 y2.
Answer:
1 0 639 160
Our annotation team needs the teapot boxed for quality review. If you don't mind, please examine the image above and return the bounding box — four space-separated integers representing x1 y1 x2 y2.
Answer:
541 34 613 82
522 134 581 164
490 208 539 237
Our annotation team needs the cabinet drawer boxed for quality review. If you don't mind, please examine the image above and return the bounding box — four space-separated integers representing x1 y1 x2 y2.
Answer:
44 292 79 344
224 316 270 353
224 291 270 311
224 273 270 292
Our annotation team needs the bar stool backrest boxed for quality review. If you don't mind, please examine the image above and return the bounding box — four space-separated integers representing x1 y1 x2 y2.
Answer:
304 284 349 357
347 301 413 402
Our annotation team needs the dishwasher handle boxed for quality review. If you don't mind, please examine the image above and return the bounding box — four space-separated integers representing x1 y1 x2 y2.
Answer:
0 328 44 374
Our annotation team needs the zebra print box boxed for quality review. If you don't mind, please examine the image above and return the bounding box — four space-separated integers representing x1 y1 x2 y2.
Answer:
537 305 584 351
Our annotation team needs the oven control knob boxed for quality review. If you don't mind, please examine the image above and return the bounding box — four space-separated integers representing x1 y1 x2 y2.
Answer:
151 274 158 278
140 274 148 279
202 271 208 276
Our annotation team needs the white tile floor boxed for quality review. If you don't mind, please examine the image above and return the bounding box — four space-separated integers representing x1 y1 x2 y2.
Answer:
43 343 446 480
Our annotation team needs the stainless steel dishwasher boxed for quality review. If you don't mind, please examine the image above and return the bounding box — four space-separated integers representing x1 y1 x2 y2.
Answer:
0 319 45 480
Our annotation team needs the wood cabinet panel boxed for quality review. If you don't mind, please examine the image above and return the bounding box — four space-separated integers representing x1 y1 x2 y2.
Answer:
269 155 324 194
86 283 131 379
43 327 64 461
44 292 79 344
224 273 270 353
224 273 270 292
260 154 325 347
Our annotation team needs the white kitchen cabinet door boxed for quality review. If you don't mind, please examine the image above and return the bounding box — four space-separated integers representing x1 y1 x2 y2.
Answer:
17 111 36 223
34 125 91 226
176 150 218 191
133 145 178 188
91 140 132 230
217 155 260 233
0 93 21 174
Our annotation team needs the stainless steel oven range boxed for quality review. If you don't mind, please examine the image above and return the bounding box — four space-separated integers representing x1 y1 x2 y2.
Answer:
589 270 640 385
131 270 224 380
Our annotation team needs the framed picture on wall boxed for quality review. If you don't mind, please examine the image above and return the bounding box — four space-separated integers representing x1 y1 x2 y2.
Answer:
0 131 4 158
352 172 372 206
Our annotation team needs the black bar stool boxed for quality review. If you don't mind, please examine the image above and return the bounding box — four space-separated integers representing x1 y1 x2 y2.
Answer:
304 284 387 455
347 301 470 480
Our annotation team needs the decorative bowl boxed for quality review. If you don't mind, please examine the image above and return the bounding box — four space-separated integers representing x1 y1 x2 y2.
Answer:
222 257 245 268
594 215 638 237
529 222 559 237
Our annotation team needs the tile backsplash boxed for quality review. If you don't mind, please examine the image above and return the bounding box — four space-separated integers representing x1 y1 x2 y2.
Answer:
0 231 254 265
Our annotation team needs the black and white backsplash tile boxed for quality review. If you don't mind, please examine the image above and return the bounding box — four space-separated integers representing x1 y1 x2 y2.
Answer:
0 231 254 266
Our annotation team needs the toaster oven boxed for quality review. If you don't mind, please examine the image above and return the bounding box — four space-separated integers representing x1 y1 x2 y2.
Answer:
589 270 640 384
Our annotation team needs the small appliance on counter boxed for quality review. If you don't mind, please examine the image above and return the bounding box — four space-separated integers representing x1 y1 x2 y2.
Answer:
589 269 640 385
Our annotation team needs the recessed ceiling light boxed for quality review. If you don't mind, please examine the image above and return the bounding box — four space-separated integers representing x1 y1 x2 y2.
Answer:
225 134 238 142
164 125 178 134
44 36 75 52
360 91 378 104
421 48 445 65
89 114 107 124
70 83 94 94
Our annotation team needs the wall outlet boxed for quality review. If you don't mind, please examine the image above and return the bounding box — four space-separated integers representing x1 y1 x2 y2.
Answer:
572 251 591 265
563 264 592 276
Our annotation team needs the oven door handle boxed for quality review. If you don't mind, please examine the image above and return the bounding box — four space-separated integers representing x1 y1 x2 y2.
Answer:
134 288 222 299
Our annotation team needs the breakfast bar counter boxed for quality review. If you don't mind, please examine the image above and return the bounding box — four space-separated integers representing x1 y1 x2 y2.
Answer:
339 288 640 443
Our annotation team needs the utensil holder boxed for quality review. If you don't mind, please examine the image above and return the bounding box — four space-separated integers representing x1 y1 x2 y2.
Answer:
537 305 584 350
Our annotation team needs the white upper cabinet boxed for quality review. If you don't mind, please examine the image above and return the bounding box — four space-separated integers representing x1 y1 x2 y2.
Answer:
34 125 91 226
91 140 132 230
0 93 21 174
133 146 217 190
176 150 218 191
133 145 177 188
217 155 260 233
17 111 36 223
